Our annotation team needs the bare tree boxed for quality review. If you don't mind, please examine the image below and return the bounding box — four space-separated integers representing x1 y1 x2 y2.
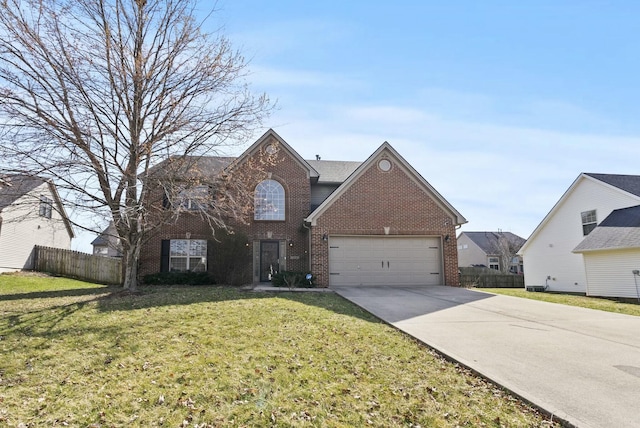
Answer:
0 0 272 290
490 232 524 274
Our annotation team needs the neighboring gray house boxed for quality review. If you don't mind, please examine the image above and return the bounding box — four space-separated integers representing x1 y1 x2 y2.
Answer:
91 221 122 257
573 205 640 299
0 175 74 272
457 231 525 274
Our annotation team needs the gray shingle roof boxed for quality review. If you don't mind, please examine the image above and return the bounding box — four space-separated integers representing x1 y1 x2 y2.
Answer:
306 160 361 183
573 205 640 252
585 173 640 197
461 231 526 254
149 156 235 179
0 175 47 210
91 221 118 246
151 156 360 184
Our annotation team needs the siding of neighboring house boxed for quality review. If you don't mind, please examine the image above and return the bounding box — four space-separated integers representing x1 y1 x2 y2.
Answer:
91 222 122 257
521 176 640 292
581 249 640 299
457 231 525 273
0 182 72 272
457 233 489 267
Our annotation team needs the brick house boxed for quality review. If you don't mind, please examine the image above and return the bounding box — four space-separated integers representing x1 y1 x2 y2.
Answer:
139 129 467 287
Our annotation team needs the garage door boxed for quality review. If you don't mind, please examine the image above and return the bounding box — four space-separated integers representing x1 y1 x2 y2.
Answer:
328 236 442 286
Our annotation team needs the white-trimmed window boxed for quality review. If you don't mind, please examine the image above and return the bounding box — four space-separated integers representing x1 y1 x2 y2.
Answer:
169 239 207 272
39 195 53 218
488 257 499 270
254 179 285 220
581 210 597 236
179 186 209 211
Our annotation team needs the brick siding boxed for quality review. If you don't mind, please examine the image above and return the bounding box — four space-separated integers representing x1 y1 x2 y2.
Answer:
139 135 312 279
309 154 460 287
139 136 461 288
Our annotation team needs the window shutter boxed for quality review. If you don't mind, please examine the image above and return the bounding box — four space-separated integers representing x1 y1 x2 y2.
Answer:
160 240 170 272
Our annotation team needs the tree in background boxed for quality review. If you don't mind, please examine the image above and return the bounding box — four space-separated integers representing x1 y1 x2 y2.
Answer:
0 0 272 290
491 232 524 274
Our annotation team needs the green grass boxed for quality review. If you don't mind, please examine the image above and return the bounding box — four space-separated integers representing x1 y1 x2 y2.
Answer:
0 275 558 427
478 288 640 316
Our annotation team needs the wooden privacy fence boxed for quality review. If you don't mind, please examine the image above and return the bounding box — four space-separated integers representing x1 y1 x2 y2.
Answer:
459 266 524 288
33 245 123 285
459 273 524 288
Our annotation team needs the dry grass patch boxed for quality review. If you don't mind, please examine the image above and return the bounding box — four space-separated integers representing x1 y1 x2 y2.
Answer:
0 277 559 427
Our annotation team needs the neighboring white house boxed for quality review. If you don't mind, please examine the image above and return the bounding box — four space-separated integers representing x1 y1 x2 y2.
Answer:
91 221 122 257
519 173 640 293
0 175 74 272
457 231 525 274
573 205 640 299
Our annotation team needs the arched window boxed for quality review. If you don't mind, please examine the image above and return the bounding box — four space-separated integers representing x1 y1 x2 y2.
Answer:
254 179 285 220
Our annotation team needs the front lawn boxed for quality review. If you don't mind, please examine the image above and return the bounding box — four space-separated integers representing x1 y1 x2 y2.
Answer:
479 288 640 316
0 275 558 427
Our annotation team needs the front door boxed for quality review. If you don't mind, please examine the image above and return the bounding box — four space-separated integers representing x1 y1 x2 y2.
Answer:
260 241 280 282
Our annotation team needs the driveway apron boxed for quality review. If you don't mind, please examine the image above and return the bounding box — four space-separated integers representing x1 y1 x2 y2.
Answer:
332 285 640 428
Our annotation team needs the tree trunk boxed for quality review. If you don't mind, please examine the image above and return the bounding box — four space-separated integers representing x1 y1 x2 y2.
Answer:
122 245 139 291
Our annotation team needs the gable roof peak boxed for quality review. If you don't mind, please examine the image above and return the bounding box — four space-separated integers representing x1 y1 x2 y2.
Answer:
226 128 319 179
306 140 467 226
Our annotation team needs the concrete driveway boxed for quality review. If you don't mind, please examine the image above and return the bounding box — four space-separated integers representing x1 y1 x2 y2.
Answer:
332 285 640 428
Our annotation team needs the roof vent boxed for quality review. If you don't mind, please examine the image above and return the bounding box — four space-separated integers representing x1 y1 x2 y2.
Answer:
315 155 321 160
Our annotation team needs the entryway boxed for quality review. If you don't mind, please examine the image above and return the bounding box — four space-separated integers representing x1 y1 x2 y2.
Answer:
259 240 280 282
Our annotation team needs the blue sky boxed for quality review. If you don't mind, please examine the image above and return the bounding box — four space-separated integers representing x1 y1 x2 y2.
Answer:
74 1 640 251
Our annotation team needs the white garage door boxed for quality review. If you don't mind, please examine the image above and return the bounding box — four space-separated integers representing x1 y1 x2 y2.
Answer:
328 236 442 286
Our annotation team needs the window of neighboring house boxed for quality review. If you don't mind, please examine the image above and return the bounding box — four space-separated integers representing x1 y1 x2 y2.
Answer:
39 195 52 218
488 257 499 270
169 239 207 272
509 258 520 274
254 179 285 220
581 210 597 236
179 186 209 211
95 246 108 255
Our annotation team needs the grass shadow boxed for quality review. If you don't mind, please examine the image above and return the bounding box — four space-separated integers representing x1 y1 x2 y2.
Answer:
93 285 386 324
0 286 117 302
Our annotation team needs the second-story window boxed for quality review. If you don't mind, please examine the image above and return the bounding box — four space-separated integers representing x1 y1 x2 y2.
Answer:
179 186 209 211
254 179 285 220
581 210 597 236
39 195 53 218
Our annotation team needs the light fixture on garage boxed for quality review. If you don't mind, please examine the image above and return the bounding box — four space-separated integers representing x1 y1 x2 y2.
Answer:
322 233 328 241
444 234 450 242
